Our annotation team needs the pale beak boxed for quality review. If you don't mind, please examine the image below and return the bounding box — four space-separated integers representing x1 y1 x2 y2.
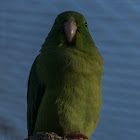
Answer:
64 20 77 42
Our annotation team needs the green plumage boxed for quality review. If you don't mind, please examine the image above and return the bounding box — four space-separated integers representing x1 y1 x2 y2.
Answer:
27 11 103 139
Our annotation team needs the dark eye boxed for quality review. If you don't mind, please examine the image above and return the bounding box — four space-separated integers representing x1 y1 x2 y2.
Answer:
85 21 88 27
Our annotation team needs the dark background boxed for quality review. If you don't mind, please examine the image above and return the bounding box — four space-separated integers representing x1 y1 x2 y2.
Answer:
0 0 140 140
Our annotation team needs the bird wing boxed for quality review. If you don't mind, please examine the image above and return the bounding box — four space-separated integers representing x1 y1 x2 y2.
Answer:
27 55 46 136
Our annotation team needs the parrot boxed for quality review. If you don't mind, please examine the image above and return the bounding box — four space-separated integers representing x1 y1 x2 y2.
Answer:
27 11 103 139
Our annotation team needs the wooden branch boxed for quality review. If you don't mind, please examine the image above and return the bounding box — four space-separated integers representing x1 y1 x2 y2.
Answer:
25 132 80 140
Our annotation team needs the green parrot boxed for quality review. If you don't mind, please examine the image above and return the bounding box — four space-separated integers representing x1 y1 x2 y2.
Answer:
27 11 103 139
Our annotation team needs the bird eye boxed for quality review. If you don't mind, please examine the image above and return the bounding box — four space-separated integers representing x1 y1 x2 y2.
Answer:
85 22 88 27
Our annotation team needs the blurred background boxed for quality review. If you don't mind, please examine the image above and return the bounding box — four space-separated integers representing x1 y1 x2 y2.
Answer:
0 0 140 140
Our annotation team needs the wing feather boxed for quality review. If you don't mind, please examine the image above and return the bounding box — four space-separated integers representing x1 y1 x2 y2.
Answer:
27 55 46 136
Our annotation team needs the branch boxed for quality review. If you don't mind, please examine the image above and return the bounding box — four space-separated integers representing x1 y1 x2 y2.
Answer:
25 132 80 140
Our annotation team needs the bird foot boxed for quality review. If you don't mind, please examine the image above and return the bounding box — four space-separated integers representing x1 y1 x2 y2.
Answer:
65 133 88 139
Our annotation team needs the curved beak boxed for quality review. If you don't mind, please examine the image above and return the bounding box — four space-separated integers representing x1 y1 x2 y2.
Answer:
64 20 77 42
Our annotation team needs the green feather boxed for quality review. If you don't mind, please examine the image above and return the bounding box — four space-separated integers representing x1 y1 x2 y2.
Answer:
27 11 103 139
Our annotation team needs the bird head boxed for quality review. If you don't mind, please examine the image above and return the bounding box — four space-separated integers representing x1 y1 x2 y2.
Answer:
42 11 94 49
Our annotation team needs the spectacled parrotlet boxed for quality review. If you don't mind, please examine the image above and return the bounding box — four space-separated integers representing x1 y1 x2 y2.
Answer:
27 11 103 139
